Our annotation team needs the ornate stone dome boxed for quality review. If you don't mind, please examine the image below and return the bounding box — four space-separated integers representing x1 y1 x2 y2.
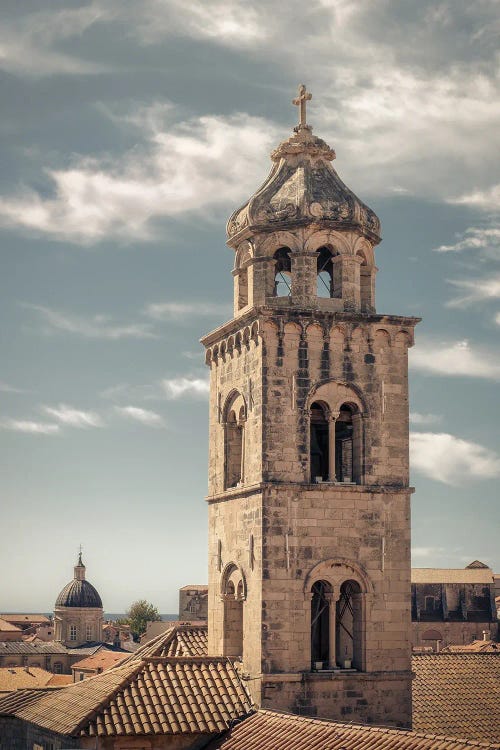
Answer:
227 109 381 244
55 553 103 609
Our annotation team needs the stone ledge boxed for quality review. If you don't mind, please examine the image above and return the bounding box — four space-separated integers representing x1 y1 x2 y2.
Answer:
261 670 413 684
206 482 415 503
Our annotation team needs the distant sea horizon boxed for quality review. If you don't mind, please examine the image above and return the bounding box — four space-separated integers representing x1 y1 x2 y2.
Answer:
2 612 179 621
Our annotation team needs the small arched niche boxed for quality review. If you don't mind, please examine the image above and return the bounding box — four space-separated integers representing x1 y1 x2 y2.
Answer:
223 392 246 489
273 247 292 297
221 564 245 658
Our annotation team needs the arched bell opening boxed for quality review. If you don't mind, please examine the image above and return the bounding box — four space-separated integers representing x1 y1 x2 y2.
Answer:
336 579 363 669
311 580 333 669
316 246 334 298
273 247 292 297
310 401 329 483
335 402 362 484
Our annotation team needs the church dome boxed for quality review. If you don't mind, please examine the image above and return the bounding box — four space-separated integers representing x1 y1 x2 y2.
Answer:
227 89 381 243
55 553 103 609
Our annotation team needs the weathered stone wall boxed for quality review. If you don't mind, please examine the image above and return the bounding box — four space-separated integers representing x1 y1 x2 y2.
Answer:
206 322 263 496
207 489 263 682
260 671 411 728
179 587 208 622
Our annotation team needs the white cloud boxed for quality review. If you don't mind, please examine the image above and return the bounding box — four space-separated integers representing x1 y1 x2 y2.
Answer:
410 412 442 426
24 304 156 340
445 275 500 308
434 227 500 257
42 404 103 429
411 546 447 560
162 376 209 399
0 381 24 394
409 338 500 380
0 6 113 77
115 405 165 427
0 111 278 243
495 312 500 326
448 184 500 212
0 419 60 435
145 301 231 321
410 431 500 485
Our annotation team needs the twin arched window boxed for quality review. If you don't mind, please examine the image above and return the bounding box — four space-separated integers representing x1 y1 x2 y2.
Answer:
310 401 360 484
311 579 363 670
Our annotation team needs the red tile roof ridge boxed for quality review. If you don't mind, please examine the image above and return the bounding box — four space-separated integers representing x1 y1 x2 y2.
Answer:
256 709 499 747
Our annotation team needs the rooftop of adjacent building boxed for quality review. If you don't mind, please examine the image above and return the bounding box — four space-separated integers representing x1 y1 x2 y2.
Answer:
0 666 71 694
411 561 494 584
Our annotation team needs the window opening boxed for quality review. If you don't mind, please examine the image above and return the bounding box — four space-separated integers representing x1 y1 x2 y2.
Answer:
223 570 244 658
336 580 362 669
311 580 331 668
424 596 436 613
310 402 329 482
273 248 292 297
335 405 354 482
225 404 245 489
69 625 77 641
317 247 334 298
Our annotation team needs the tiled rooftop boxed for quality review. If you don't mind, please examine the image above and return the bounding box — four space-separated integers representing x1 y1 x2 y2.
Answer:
0 640 103 656
0 618 22 633
0 655 253 738
123 622 208 665
412 653 500 743
0 666 55 693
71 649 128 672
411 568 493 584
441 640 499 653
204 710 500 750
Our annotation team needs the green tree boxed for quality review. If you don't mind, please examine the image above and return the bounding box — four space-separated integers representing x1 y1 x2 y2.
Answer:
126 600 161 641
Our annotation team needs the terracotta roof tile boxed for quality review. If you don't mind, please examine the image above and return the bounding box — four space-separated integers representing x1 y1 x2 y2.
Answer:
0 666 54 692
71 650 128 672
0 618 22 633
412 654 500 743
0 656 252 738
205 710 500 750
123 623 208 665
441 641 499 653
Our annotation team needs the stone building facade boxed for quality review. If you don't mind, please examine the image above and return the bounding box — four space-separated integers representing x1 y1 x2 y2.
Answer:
202 87 419 727
411 561 498 651
54 553 103 647
179 586 208 622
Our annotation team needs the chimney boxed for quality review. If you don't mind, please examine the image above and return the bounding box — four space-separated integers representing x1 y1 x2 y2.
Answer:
483 630 490 641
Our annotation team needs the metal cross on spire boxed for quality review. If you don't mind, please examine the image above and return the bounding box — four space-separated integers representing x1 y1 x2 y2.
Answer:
292 84 312 130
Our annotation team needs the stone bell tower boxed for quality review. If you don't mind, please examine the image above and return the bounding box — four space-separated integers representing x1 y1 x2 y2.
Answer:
201 86 419 727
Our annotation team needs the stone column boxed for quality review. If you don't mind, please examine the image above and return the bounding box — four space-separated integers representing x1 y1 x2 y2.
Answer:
333 255 364 311
325 592 336 668
291 250 317 304
328 412 339 481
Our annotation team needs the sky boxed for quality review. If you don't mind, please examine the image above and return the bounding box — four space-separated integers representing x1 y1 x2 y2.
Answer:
0 0 499 613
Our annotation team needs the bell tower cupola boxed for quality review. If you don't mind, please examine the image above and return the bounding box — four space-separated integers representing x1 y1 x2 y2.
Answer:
228 84 379 317
202 86 420 729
